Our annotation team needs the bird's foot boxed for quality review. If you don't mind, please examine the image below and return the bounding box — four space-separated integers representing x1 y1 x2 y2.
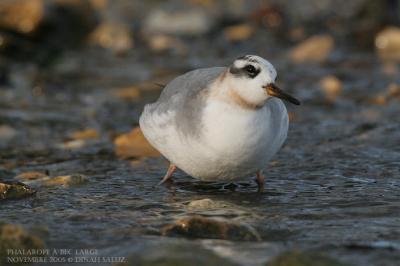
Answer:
256 170 265 192
158 163 176 185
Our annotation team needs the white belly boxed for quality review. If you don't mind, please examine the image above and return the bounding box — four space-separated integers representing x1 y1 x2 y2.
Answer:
145 98 289 181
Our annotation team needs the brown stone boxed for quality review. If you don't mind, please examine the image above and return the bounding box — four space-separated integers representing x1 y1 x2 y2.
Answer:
71 128 99 140
161 216 261 241
15 171 48 181
289 35 334 63
0 0 44 34
376 26 400 62
88 20 133 54
224 23 255 42
0 181 35 200
42 174 87 187
113 86 141 101
319 75 342 102
114 127 161 159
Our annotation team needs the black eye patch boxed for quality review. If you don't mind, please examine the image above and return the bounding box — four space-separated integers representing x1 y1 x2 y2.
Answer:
229 64 260 79
243 64 260 78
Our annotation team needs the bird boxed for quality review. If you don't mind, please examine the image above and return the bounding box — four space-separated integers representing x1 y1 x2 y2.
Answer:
139 55 300 191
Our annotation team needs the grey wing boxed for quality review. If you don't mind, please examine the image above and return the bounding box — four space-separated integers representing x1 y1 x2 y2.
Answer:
140 67 225 137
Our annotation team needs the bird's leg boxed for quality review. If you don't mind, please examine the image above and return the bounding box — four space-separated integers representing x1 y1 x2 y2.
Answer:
256 170 265 192
158 163 176 185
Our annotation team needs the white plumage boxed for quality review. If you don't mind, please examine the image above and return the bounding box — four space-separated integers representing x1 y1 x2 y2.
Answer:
140 55 299 189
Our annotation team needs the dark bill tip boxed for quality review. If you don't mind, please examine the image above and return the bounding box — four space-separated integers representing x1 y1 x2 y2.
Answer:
263 83 301 106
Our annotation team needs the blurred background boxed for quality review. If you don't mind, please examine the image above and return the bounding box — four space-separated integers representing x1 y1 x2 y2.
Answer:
0 0 400 150
1 1 400 266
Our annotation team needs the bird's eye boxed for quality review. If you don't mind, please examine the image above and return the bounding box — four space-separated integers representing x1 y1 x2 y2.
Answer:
244 65 256 74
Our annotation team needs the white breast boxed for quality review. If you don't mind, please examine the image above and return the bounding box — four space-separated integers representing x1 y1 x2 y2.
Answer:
151 98 289 181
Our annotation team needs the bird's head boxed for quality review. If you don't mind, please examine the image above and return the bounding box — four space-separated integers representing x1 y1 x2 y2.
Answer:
224 55 300 108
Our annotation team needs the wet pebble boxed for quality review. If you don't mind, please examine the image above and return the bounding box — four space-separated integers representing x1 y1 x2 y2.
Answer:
0 181 35 200
187 198 227 210
147 34 187 54
88 20 134 54
375 26 400 62
71 128 99 140
0 0 44 34
41 174 87 187
161 216 261 241
15 171 48 182
319 75 342 102
289 34 334 63
114 127 161 159
113 86 141 101
224 23 255 42
144 8 214 36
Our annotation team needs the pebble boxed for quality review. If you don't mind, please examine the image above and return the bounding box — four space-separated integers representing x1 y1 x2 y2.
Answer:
147 34 187 54
375 26 400 61
0 181 36 200
15 171 48 181
60 139 87 150
114 127 161 159
187 198 227 210
88 20 133 54
0 0 44 34
161 216 261 241
289 35 334 63
71 128 99 140
319 75 342 102
372 83 400 105
144 9 214 36
113 86 141 101
42 174 87 187
224 23 255 42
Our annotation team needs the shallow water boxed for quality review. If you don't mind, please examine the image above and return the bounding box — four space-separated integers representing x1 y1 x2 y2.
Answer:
1 46 400 266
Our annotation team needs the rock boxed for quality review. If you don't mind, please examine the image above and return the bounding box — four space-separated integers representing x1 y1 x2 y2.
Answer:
0 0 98 60
15 171 48 181
42 174 87 187
117 243 239 266
114 127 161 159
266 250 347 266
0 223 45 264
0 0 44 34
71 128 99 140
319 75 342 102
113 86 141 101
161 216 261 241
147 34 187 54
372 83 400 105
0 125 17 141
289 35 334 63
375 26 400 62
0 181 35 200
60 139 87 150
187 198 227 210
224 23 255 42
144 9 214 36
88 20 133 54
